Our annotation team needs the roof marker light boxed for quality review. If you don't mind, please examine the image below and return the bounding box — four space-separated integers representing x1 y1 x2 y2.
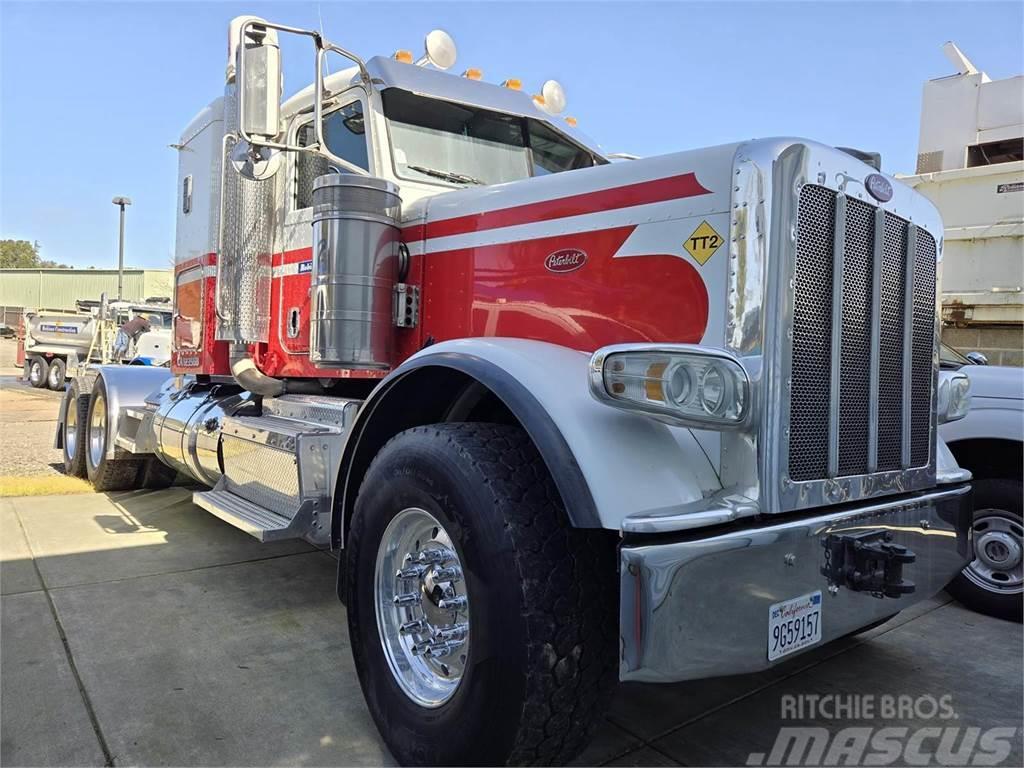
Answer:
532 94 546 107
461 67 483 80
565 116 578 127
501 78 522 90
393 49 414 64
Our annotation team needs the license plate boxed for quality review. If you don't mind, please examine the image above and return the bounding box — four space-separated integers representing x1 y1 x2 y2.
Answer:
768 591 822 661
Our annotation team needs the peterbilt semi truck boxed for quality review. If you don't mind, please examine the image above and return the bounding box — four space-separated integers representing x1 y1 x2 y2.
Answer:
56 17 976 765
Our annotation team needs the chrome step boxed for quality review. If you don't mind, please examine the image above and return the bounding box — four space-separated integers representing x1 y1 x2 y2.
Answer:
192 488 300 542
262 394 361 428
222 413 339 451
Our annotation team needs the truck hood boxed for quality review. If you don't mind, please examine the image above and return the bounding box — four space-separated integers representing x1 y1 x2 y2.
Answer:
960 364 1024 400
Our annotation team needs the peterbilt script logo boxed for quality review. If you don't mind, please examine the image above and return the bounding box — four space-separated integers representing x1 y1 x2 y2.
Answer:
544 248 587 273
865 173 893 203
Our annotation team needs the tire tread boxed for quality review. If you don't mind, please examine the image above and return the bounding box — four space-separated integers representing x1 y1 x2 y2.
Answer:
365 423 618 766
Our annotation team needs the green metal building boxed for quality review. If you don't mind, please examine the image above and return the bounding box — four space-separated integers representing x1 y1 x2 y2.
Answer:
0 268 172 311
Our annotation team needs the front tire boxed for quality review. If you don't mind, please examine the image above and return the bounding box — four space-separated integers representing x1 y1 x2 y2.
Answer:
85 378 143 492
346 423 618 766
947 478 1023 622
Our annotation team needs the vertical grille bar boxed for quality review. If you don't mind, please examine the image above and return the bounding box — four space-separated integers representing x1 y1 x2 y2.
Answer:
901 225 917 468
867 207 885 473
827 193 846 478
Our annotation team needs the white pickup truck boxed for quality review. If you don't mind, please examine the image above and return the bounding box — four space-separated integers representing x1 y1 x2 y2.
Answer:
940 344 1024 621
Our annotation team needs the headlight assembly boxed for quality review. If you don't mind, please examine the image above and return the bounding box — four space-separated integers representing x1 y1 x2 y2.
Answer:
589 344 749 429
937 371 971 424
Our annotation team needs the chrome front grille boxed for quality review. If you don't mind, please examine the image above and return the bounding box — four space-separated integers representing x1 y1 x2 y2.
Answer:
788 184 936 483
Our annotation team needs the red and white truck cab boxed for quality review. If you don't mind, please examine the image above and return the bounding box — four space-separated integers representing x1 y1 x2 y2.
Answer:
56 16 976 765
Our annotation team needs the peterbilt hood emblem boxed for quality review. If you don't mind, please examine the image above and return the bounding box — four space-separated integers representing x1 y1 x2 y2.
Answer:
865 173 893 203
544 248 587 273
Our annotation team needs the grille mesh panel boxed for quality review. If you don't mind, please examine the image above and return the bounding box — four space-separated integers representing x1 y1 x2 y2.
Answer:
789 188 835 481
838 199 875 476
788 184 935 484
878 215 907 471
911 233 937 466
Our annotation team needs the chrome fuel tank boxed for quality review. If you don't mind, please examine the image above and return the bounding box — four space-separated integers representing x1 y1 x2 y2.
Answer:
150 381 252 486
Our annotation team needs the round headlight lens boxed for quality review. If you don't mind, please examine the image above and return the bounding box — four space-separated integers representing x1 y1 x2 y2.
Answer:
699 365 726 415
665 364 692 406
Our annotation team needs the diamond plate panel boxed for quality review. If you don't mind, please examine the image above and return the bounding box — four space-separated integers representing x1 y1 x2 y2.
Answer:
221 433 300 515
217 84 275 343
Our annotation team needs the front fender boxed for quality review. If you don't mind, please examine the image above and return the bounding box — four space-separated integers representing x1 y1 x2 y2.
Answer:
336 338 721 543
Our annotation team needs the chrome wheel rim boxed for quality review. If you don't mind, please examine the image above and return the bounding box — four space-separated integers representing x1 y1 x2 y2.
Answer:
374 507 470 708
47 365 61 389
88 393 107 470
28 361 43 386
965 511 1023 594
65 394 78 462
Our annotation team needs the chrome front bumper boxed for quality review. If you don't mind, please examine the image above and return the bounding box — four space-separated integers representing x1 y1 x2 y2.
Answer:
619 484 972 683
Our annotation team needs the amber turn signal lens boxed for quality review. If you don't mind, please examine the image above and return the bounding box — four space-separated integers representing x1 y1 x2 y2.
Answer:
393 49 414 64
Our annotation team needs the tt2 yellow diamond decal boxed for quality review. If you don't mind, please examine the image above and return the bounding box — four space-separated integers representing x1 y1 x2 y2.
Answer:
683 220 724 265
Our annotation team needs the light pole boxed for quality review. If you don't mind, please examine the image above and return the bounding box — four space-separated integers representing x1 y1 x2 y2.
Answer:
111 196 132 300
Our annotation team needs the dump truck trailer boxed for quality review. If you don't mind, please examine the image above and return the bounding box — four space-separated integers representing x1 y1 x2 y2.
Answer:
22 299 172 389
56 16 976 765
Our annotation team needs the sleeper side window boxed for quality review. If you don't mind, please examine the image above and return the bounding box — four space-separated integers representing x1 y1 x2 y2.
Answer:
295 100 369 209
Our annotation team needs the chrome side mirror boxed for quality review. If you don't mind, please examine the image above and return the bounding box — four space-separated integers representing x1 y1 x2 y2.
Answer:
234 17 282 142
965 351 989 366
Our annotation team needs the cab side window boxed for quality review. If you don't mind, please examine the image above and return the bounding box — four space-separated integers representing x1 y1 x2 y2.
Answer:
295 101 369 209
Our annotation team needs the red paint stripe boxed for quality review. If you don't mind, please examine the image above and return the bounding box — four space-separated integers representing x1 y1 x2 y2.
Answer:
174 252 217 274
417 172 711 241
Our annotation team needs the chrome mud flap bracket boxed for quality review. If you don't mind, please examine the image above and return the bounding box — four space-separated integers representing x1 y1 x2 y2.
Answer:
618 484 972 683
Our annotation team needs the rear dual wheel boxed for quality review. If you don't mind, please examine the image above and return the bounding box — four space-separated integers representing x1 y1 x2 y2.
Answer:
62 382 90 477
26 356 48 388
46 358 66 391
85 378 145 492
346 423 619 766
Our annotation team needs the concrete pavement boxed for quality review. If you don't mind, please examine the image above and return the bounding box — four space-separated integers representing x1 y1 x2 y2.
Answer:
1 489 1021 766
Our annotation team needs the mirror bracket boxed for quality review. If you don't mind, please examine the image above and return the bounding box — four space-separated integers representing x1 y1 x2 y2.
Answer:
235 18 371 175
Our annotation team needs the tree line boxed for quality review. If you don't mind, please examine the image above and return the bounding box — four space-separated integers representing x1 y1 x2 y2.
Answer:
0 240 71 269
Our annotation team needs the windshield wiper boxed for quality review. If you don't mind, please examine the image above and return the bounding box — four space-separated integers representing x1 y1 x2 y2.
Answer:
407 164 485 186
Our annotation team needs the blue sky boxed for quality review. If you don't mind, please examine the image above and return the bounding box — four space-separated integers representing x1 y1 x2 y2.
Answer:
2 1 1021 269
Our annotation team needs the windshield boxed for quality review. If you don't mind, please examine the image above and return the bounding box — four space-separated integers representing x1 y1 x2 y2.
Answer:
382 89 601 186
940 342 972 369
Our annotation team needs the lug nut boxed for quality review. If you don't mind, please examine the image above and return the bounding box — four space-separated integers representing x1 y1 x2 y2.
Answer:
435 622 469 642
417 547 453 565
410 640 432 656
424 639 464 658
432 566 462 583
438 595 467 611
399 619 427 635
396 564 426 579
393 592 420 606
